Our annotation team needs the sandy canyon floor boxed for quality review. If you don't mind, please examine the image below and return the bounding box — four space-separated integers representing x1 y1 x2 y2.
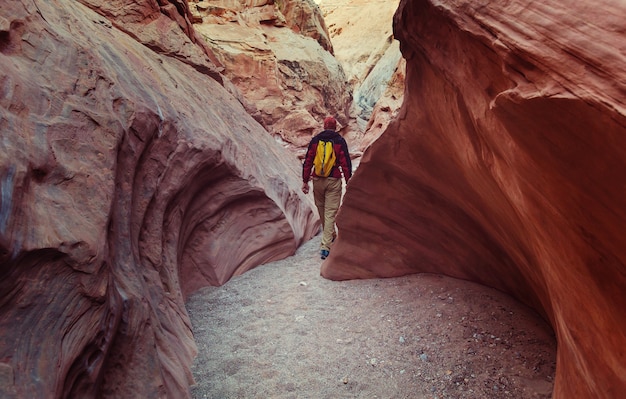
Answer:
186 235 556 399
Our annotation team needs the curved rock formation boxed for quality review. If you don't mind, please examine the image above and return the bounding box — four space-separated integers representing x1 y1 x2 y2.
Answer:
0 0 317 398
323 0 626 398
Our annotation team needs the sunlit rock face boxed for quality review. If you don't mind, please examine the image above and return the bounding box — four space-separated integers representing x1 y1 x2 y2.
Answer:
323 0 626 397
190 0 352 149
0 0 317 398
318 0 404 136
355 45 405 150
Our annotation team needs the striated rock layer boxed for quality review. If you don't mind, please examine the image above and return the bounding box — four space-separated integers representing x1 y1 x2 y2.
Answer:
323 0 626 398
190 0 352 149
0 0 317 398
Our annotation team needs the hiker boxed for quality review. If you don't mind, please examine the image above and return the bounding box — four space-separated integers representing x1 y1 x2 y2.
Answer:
302 116 352 259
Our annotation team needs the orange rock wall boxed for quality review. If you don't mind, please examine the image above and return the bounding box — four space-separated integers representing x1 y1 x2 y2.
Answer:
323 0 626 397
190 0 352 149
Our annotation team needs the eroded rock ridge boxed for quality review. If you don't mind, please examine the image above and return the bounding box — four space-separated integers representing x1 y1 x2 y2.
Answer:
189 0 352 149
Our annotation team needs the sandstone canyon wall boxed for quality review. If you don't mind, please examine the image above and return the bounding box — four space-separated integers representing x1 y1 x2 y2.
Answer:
317 0 405 148
323 0 626 398
189 0 353 150
0 0 318 398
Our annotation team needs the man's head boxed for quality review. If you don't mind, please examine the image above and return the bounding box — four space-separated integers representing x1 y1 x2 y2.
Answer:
323 116 337 130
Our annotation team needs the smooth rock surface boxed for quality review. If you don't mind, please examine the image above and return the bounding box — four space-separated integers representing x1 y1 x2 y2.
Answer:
0 0 317 398
323 0 626 398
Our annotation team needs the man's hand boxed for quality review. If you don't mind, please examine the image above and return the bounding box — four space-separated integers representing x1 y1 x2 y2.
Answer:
301 182 309 194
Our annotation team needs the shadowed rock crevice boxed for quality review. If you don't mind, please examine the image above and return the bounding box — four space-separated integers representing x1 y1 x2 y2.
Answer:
0 249 114 399
171 164 299 296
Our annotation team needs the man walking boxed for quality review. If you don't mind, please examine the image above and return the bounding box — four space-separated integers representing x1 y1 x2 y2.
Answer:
302 116 352 259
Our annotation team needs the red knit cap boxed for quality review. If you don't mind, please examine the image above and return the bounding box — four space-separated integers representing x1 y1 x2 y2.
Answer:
323 116 337 130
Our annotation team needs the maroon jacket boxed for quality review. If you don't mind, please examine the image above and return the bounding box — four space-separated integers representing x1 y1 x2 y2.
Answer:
302 130 352 183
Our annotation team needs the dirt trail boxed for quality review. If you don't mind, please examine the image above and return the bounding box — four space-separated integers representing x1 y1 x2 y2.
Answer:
186 236 556 399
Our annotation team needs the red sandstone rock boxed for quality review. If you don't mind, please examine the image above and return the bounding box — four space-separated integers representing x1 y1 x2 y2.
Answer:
79 0 225 75
0 0 317 398
323 0 626 397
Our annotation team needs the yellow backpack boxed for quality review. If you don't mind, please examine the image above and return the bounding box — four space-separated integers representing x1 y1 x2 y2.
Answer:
313 140 336 177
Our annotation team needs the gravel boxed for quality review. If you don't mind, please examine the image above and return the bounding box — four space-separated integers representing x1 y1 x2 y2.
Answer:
186 236 556 399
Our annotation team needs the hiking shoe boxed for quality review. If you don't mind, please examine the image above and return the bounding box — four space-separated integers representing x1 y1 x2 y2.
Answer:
320 249 330 260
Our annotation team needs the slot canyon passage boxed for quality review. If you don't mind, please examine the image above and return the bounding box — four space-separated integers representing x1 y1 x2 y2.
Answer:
1 1 626 399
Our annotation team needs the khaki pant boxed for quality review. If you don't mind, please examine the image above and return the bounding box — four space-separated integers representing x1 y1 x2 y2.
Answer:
312 177 342 251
